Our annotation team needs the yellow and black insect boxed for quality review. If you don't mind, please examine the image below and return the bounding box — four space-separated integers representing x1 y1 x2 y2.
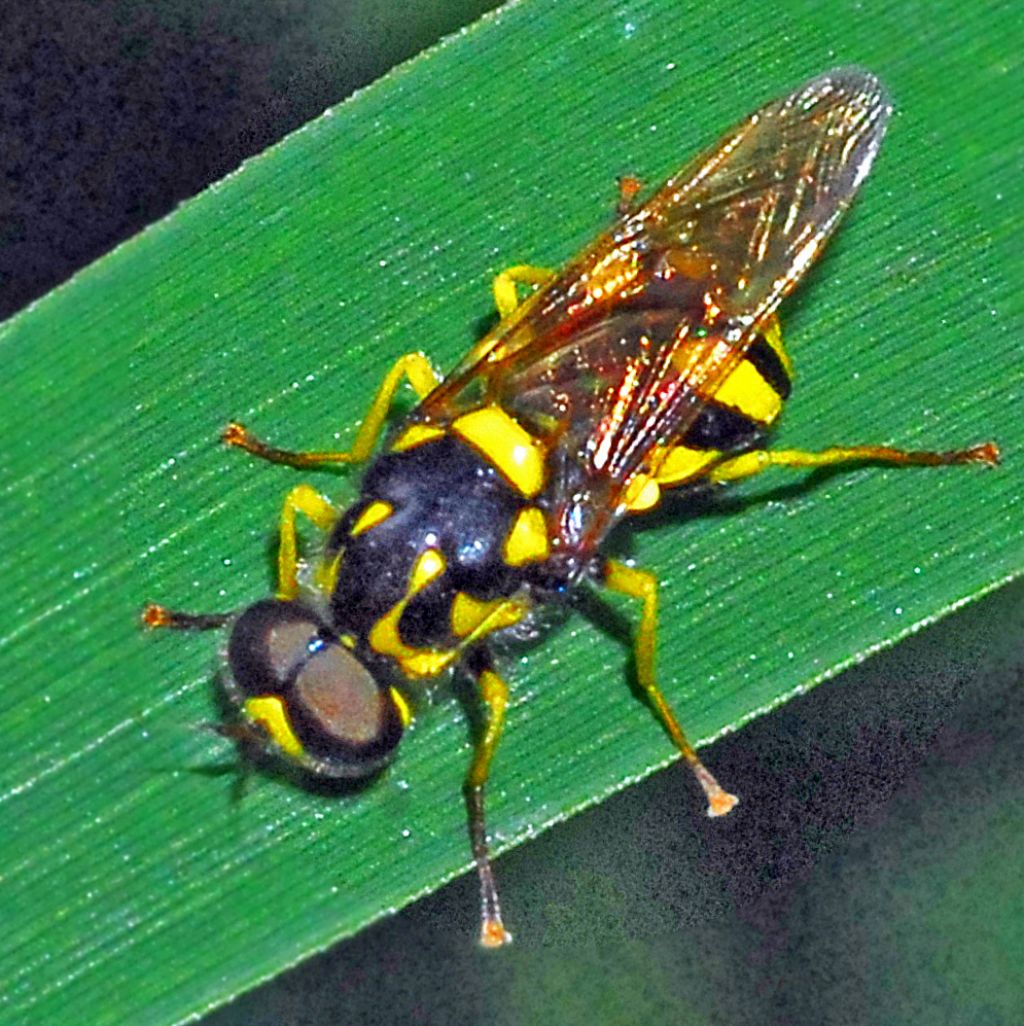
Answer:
144 68 998 947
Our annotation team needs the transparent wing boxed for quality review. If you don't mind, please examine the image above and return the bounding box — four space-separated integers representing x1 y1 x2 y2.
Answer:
634 66 890 326
425 69 891 524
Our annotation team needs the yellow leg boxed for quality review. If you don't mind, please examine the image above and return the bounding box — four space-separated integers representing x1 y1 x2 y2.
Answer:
223 352 442 467
143 479 339 630
624 435 999 514
622 446 722 512
464 657 513 948
603 559 738 818
276 484 337 599
492 264 555 320
708 440 1000 485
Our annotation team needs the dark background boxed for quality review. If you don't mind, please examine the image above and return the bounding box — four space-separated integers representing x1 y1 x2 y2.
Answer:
4 4 1020 1024
0 1 501 320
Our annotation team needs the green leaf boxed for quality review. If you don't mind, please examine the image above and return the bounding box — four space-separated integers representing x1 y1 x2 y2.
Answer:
2 1 1020 1023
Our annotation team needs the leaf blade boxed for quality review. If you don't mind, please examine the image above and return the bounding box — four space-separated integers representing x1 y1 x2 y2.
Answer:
2 1 1021 1023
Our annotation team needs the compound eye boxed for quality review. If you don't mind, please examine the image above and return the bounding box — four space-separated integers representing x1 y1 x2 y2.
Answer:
288 634 404 774
293 639 388 748
227 599 403 778
228 599 324 695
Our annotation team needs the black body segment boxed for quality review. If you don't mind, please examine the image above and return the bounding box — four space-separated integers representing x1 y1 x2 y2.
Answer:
328 434 542 659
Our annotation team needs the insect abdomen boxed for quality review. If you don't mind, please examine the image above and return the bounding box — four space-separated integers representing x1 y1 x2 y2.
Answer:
683 325 792 452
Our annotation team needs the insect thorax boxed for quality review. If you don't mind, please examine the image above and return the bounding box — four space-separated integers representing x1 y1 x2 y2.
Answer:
325 428 558 676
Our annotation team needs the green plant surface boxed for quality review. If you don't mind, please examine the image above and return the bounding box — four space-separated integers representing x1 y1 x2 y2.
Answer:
207 578 1024 1026
2 1 1020 1024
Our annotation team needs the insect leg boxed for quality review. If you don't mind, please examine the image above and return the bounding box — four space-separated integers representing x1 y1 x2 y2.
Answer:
626 432 998 513
621 447 724 512
492 265 554 319
602 558 739 818
142 485 337 625
707 441 1000 485
616 174 643 216
275 484 338 600
463 648 513 948
141 605 233 630
223 352 442 467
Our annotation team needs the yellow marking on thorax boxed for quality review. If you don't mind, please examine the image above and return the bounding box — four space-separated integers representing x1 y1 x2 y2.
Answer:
350 500 394 536
368 548 456 678
410 548 446 589
502 507 550 565
452 593 529 645
392 423 446 452
245 696 304 759
452 406 547 497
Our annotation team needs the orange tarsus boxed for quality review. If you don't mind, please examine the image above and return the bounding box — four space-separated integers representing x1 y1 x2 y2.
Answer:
617 175 643 216
480 918 513 949
141 603 172 628
140 603 231 631
965 441 1000 466
221 421 249 447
